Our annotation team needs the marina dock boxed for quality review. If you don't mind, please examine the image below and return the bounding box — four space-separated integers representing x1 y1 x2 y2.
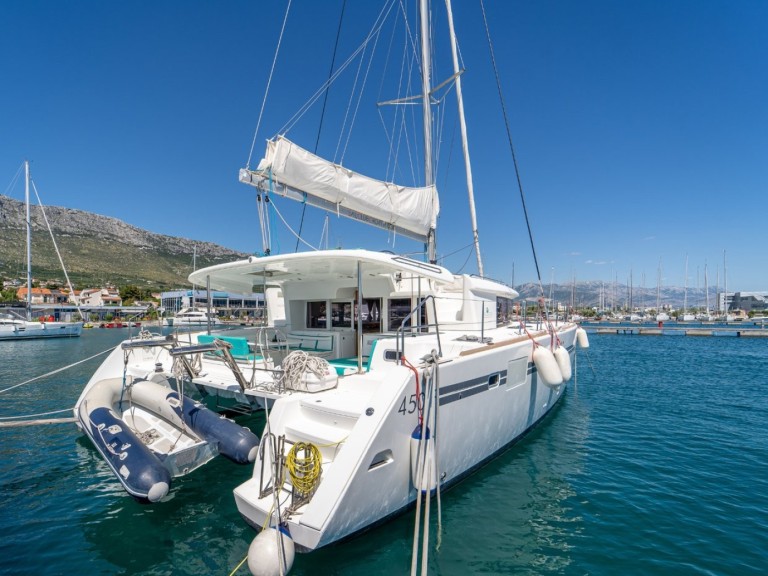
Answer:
585 324 768 337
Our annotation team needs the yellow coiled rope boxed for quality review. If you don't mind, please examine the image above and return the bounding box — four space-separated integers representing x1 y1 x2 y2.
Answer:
285 442 322 496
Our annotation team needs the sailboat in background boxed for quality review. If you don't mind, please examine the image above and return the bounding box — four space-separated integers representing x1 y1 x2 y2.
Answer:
719 249 739 322
655 258 669 322
681 255 695 322
0 161 82 341
696 261 713 321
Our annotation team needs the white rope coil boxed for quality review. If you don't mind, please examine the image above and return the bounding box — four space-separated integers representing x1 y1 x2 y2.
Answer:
280 351 331 392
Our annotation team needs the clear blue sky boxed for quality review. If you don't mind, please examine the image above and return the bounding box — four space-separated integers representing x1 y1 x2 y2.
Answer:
2 1 766 291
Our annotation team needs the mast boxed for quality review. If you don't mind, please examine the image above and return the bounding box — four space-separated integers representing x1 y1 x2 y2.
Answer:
715 265 720 314
419 0 436 264
723 249 728 318
192 245 198 308
445 0 483 276
704 261 709 315
683 254 688 315
25 160 32 319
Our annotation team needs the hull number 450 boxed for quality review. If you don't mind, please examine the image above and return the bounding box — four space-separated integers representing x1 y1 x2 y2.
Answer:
398 392 424 415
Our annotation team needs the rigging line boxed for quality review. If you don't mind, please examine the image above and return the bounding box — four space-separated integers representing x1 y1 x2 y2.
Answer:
438 240 475 262
3 162 24 197
30 179 85 319
295 0 347 253
339 19 384 165
279 0 397 137
480 0 546 299
314 0 347 155
396 0 420 186
379 0 420 178
269 197 320 251
388 31 415 184
246 0 293 170
0 345 117 395
454 242 475 274
376 6 400 179
334 38 368 163
256 192 268 253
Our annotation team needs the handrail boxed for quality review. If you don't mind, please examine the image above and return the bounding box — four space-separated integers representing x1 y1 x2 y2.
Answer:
121 335 176 350
395 295 441 364
170 338 250 392
468 272 514 287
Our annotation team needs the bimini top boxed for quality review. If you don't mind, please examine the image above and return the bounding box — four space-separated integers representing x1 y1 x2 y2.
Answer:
188 249 456 294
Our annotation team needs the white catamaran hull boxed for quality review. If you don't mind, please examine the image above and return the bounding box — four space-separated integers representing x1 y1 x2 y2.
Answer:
232 326 577 551
77 286 582 547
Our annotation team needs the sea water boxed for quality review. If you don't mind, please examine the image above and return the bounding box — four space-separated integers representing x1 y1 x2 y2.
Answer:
0 330 766 575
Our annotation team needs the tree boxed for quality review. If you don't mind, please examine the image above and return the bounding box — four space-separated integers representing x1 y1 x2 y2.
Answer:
0 288 18 302
120 284 152 304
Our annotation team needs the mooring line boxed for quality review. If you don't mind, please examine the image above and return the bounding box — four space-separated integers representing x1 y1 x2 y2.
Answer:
0 407 72 420
0 417 76 428
0 345 117 395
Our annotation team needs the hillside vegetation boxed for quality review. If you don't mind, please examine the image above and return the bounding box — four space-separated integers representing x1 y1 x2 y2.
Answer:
0 195 248 289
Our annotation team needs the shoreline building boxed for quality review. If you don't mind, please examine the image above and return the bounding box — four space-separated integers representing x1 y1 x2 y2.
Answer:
159 289 264 319
727 291 768 314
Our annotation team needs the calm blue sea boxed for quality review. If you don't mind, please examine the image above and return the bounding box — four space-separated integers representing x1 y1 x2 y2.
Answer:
1 329 766 575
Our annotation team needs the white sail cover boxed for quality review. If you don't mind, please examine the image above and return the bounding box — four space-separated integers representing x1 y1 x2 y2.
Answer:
239 136 439 242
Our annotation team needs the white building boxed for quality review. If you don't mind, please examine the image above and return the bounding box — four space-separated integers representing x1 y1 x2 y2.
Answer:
160 289 264 317
78 288 122 307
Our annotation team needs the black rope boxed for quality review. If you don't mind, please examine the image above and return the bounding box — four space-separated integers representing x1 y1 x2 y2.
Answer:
295 0 347 252
480 0 545 299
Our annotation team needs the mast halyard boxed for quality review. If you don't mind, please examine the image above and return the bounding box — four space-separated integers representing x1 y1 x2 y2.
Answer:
419 0 437 264
445 0 483 277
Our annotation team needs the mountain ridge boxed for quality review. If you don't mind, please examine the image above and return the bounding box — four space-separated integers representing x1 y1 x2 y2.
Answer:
0 194 726 307
0 194 249 289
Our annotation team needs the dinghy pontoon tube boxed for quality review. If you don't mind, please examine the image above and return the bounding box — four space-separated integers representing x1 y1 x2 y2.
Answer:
169 392 260 464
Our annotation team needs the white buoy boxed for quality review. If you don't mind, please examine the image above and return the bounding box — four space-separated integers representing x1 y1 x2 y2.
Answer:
576 327 590 349
554 346 572 381
533 347 563 387
247 526 295 576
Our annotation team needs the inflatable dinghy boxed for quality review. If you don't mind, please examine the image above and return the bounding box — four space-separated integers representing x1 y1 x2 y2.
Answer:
76 376 259 502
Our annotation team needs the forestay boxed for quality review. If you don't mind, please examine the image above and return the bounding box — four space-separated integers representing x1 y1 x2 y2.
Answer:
239 136 439 242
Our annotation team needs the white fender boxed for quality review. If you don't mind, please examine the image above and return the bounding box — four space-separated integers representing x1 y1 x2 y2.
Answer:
576 327 590 349
410 425 436 492
533 347 563 387
248 526 295 576
554 346 572 381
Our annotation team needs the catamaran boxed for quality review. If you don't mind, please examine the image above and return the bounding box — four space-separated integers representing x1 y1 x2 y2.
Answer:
75 1 589 573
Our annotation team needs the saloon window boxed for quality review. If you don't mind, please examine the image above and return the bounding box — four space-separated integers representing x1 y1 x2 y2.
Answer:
388 298 427 331
355 298 382 333
331 301 352 328
307 301 326 329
